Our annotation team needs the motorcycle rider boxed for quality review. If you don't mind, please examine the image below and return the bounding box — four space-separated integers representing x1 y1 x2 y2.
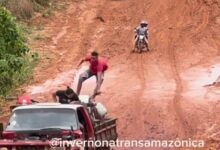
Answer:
134 20 149 50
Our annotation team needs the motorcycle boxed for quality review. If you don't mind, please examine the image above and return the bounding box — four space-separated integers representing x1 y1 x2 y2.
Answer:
135 35 149 53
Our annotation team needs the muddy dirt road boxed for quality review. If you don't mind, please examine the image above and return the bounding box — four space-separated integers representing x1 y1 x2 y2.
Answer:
2 0 220 149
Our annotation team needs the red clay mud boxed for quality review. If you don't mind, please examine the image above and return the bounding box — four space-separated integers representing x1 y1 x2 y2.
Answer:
1 0 220 149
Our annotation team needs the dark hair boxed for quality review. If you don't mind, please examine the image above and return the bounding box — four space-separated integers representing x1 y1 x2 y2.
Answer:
91 51 99 57
66 86 74 95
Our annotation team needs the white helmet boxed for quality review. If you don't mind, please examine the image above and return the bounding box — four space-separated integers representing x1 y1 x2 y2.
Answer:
140 20 148 25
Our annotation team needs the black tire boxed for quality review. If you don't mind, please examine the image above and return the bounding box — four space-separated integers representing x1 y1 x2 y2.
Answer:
137 41 142 53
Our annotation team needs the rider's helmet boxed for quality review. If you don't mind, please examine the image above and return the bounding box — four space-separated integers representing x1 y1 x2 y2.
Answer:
18 95 31 105
140 20 148 27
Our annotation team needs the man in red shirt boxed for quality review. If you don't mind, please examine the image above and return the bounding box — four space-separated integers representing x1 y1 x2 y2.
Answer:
76 51 108 97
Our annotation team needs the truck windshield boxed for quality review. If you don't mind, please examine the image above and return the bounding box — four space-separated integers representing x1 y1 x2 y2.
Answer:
6 108 78 131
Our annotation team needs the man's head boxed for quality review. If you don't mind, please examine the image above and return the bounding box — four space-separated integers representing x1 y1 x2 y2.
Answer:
91 51 99 64
65 86 75 98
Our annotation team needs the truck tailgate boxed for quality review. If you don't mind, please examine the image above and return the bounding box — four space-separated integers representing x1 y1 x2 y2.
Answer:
94 118 117 141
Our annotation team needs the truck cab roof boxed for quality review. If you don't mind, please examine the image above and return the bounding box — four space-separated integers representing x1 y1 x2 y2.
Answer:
13 103 84 112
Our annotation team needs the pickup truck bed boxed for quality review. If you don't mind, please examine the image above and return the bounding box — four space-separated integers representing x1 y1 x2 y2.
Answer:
94 118 117 142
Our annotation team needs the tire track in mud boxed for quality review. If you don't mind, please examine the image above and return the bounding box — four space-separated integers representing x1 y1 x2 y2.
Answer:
99 0 188 141
124 52 149 139
134 53 148 137
167 40 192 137
166 4 195 136
166 0 215 138
93 0 153 139
190 1 210 38
164 0 209 138
186 1 220 147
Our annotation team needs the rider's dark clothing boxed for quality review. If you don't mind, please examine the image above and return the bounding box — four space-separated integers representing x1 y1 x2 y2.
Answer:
135 26 148 38
55 90 79 104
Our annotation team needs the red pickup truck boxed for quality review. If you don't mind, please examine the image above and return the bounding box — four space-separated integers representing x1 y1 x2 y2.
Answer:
0 102 117 150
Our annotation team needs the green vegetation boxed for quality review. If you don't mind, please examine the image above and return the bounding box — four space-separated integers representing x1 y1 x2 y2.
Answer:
0 7 38 96
0 0 66 97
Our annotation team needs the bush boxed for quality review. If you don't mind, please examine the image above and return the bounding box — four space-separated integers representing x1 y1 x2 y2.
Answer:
0 7 37 96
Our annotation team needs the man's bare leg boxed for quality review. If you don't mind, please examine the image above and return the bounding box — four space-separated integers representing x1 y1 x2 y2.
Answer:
76 77 83 95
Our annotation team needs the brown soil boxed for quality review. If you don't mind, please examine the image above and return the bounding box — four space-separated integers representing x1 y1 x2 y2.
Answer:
1 0 220 149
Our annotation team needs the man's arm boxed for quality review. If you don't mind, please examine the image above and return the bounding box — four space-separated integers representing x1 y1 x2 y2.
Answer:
77 59 85 69
134 26 140 33
134 27 138 33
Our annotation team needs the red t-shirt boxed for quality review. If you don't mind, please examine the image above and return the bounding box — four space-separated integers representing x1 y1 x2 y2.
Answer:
84 55 108 74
